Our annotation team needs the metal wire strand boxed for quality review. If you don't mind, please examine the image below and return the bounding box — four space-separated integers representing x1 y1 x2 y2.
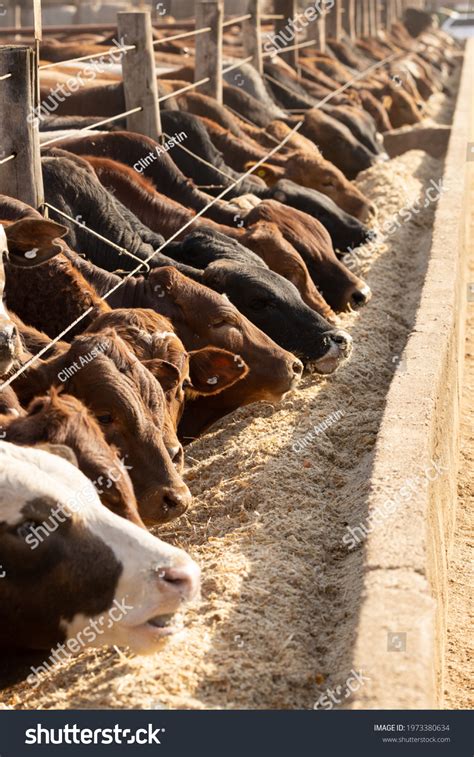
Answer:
222 55 254 75
40 106 142 147
262 38 317 58
0 153 16 165
0 120 304 393
158 78 210 103
38 45 136 70
43 203 151 272
152 26 211 45
222 13 252 28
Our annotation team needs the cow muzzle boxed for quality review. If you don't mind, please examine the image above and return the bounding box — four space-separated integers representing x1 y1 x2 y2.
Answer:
312 329 353 374
0 321 18 376
141 482 192 525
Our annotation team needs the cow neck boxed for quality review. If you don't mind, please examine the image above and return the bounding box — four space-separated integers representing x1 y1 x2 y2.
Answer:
65 249 141 310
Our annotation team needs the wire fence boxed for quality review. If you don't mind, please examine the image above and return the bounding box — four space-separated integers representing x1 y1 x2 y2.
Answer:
0 119 304 392
0 0 422 392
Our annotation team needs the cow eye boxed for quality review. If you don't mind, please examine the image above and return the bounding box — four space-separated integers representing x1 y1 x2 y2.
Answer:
97 413 114 425
250 297 272 310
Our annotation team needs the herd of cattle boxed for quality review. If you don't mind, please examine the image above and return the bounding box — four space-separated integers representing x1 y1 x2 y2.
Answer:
0 10 458 660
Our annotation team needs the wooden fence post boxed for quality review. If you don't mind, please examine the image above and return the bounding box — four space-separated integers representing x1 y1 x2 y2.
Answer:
195 0 223 103
373 0 381 33
325 0 342 40
342 0 355 40
274 0 298 68
355 0 362 37
362 0 370 36
117 11 161 141
305 9 325 53
243 0 263 75
381 0 393 31
0 46 43 208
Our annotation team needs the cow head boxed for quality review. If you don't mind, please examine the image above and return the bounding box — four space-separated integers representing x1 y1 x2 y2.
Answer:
302 109 378 180
144 267 304 404
202 260 353 371
85 308 249 430
0 219 68 377
0 440 200 653
13 332 192 525
2 390 143 526
284 153 377 223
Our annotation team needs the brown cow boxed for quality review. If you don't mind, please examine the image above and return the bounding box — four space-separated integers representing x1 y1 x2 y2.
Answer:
246 200 371 312
11 331 192 525
1 390 143 526
67 257 304 436
86 308 249 430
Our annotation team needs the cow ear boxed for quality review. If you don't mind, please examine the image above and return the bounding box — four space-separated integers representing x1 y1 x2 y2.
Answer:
143 359 181 393
244 161 278 185
4 219 69 266
36 442 79 467
149 266 177 294
188 347 248 395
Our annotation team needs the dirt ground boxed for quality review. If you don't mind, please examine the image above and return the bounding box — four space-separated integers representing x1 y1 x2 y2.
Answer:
1 80 466 711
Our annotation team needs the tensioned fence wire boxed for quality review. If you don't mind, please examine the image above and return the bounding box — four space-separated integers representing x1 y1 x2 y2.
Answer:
0 119 304 392
0 23 419 389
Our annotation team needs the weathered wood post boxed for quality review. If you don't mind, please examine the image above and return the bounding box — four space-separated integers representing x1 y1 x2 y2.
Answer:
0 46 43 208
342 0 356 40
117 11 161 140
381 0 394 31
362 0 370 36
305 6 326 53
355 0 363 37
195 0 223 103
366 0 374 36
274 0 298 68
325 0 342 40
372 0 381 33
243 0 263 75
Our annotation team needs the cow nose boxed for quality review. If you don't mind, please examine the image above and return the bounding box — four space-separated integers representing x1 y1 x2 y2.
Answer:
292 359 303 377
167 445 184 470
0 323 16 348
350 285 372 308
329 329 353 353
161 485 191 521
158 561 201 602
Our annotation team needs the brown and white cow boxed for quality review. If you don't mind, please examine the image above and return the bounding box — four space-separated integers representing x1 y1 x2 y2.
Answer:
0 440 200 653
